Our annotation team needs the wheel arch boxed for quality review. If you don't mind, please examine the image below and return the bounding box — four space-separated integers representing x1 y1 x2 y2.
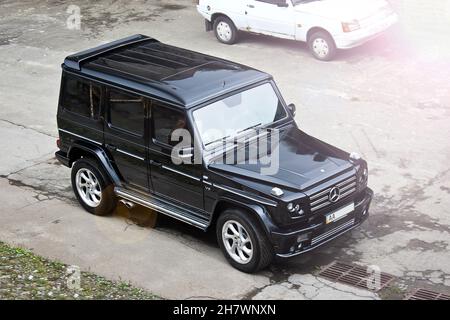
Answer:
211 13 231 25
307 27 335 44
210 198 276 243
68 142 122 187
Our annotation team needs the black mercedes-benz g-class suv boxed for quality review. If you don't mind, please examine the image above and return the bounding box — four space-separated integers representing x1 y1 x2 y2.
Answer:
56 34 373 273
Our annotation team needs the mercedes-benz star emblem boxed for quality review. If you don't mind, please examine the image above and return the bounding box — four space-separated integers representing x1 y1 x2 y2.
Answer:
328 186 341 203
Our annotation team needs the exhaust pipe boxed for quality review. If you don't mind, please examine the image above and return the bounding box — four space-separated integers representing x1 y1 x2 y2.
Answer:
119 199 135 209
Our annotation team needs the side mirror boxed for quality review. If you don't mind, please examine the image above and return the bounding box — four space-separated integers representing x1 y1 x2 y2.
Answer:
288 103 296 117
276 1 289 7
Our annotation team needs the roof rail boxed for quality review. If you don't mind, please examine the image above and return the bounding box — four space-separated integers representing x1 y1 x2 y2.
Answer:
64 34 158 70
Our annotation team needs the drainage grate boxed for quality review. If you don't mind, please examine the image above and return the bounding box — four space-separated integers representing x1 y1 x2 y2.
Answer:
406 289 450 300
318 261 395 292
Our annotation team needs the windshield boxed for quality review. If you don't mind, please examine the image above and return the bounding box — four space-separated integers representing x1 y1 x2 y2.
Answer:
193 83 288 148
292 0 323 5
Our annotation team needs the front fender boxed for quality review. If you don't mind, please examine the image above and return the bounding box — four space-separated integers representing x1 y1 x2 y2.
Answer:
212 196 278 245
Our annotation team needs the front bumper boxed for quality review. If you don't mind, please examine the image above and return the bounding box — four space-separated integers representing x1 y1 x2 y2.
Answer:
271 188 373 258
334 13 398 49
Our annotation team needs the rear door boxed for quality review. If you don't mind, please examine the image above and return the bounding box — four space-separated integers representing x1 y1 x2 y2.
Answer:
246 0 296 38
103 87 149 191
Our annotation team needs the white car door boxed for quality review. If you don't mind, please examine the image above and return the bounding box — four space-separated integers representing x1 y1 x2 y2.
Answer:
245 0 296 39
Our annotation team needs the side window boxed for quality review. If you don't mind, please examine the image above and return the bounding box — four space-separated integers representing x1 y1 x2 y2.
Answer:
62 75 101 119
255 0 281 4
152 104 187 147
108 89 145 136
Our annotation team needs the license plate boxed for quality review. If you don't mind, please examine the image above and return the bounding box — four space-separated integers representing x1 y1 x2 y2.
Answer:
326 203 355 224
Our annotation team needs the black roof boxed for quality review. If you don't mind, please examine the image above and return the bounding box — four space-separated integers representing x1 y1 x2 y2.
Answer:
63 34 271 108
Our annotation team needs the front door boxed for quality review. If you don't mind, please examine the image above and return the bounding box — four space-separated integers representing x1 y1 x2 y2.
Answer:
103 87 148 191
246 0 296 38
148 102 205 215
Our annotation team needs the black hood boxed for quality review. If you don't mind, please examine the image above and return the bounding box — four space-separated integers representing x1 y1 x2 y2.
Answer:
208 124 354 191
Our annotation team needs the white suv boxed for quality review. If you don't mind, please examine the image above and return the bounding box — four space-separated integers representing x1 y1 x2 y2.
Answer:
196 0 398 61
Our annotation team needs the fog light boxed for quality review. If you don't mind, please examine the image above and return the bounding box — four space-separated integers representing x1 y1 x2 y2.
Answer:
297 234 309 243
290 246 295 253
297 243 303 249
363 209 368 215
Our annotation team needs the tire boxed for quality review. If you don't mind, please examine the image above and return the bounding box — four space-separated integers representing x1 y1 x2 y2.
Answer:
308 31 336 61
216 208 274 273
71 158 117 216
213 16 238 45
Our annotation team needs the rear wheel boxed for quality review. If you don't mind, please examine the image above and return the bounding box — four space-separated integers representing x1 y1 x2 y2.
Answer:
213 16 238 45
308 31 336 61
71 158 117 216
217 208 273 273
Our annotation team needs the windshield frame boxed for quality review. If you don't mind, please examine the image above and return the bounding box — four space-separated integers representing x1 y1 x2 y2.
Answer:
189 80 293 152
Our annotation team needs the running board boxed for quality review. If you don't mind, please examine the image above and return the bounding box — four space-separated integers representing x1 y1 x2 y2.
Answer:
114 187 209 230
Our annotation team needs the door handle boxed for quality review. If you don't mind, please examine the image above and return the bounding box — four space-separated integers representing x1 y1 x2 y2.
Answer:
149 160 162 167
247 4 255 8
106 144 117 151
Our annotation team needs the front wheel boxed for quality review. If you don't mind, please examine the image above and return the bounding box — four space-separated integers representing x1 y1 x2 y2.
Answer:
71 158 117 216
217 209 273 273
308 31 337 61
213 16 238 45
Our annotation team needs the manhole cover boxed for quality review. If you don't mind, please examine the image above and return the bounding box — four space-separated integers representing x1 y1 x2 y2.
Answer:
406 289 450 300
318 261 395 292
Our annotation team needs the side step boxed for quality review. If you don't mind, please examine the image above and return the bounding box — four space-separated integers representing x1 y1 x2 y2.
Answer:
114 187 209 230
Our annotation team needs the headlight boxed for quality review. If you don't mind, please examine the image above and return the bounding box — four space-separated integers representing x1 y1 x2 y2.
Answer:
342 20 360 33
358 167 368 186
287 203 305 217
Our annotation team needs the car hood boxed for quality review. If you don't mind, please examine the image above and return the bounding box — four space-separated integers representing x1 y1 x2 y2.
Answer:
293 0 389 21
208 124 354 192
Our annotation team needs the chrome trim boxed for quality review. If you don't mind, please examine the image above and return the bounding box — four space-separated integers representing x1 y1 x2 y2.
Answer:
214 184 277 207
116 148 145 161
58 129 102 146
310 175 357 212
277 219 360 258
272 223 323 237
115 188 208 229
162 165 201 182
311 219 355 245
203 181 212 186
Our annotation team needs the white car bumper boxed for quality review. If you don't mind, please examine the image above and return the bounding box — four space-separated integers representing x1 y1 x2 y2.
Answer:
197 5 212 21
333 13 398 49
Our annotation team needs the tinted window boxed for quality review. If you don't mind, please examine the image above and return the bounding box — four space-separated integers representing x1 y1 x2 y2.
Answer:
108 89 144 135
152 105 186 146
62 75 101 118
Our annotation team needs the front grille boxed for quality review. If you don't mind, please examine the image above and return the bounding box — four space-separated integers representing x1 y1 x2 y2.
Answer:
311 219 355 246
310 175 357 212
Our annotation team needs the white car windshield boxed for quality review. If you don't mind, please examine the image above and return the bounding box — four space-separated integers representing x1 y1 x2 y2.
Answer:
193 83 288 148
292 0 323 5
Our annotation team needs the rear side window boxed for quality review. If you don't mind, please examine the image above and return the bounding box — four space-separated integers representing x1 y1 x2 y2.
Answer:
61 75 101 119
108 89 144 136
152 104 187 146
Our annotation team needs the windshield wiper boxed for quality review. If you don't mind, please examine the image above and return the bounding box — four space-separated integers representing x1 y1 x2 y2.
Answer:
237 123 262 134
204 135 231 147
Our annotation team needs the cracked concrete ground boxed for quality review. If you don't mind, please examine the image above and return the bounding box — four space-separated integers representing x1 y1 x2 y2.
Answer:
0 0 449 299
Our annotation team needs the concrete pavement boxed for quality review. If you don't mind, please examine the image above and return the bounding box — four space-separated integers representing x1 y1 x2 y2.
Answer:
0 0 449 299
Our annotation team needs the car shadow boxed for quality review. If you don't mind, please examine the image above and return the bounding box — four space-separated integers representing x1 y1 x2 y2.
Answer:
117 203 360 275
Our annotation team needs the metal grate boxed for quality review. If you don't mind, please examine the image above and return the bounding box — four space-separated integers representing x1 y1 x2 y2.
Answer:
406 289 450 300
310 175 356 212
318 261 395 292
